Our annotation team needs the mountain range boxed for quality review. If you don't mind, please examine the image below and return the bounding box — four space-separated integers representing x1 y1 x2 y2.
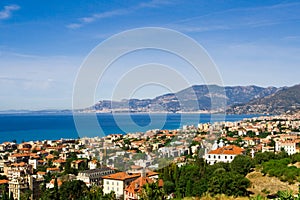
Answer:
227 84 300 114
87 84 300 114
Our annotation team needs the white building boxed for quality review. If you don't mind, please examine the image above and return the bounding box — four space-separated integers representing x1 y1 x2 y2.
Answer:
102 172 140 198
204 143 244 165
275 140 297 155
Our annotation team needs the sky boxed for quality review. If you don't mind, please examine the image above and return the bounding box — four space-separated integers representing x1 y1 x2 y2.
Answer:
0 0 300 110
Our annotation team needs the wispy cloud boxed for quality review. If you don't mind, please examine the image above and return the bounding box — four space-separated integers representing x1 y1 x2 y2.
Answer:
169 1 300 33
67 0 175 29
0 4 20 20
171 25 230 33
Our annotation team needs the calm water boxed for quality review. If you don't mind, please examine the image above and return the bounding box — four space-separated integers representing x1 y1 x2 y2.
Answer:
0 113 261 143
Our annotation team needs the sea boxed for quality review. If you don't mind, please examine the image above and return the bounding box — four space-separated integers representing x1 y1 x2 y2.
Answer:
0 113 262 143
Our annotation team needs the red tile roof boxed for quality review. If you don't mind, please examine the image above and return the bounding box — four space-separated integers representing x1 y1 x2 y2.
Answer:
102 172 140 181
0 180 9 184
208 145 244 155
125 176 153 194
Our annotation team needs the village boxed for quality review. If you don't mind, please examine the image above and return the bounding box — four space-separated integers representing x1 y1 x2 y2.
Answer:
0 112 300 200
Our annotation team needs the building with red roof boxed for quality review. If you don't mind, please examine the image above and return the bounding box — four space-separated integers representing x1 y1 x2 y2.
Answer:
204 144 244 165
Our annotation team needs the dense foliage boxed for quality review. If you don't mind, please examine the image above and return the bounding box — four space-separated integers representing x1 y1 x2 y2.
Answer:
261 153 300 184
159 156 252 198
39 180 117 200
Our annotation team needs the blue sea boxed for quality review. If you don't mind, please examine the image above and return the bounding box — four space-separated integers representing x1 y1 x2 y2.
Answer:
0 113 261 143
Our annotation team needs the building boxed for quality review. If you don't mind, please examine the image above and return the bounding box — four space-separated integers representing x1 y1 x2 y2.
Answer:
204 144 244 165
88 160 98 170
77 167 115 187
275 140 297 155
102 172 140 198
8 175 43 200
103 170 159 199
124 176 153 200
124 177 163 200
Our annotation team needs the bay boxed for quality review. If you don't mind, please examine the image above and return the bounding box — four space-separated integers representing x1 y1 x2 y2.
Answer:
0 113 261 143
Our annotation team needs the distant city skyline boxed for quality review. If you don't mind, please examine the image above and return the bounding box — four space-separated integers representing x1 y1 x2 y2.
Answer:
1 0 300 110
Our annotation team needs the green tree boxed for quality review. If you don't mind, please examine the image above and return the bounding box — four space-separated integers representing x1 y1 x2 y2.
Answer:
163 180 174 194
208 171 250 197
54 177 59 200
277 190 294 200
20 189 32 200
140 182 164 200
1 184 9 200
230 155 253 176
59 180 88 200
185 180 192 197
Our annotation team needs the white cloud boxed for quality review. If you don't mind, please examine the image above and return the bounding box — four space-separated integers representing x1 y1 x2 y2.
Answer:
66 23 82 29
66 0 176 29
0 4 20 20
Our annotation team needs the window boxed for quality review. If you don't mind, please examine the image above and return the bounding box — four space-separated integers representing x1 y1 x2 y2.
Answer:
208 155 211 158
112 182 114 185
230 156 233 159
106 181 109 185
218 156 220 159
225 156 227 159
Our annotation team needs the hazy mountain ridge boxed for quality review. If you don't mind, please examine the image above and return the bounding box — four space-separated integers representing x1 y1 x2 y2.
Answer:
90 85 282 113
228 84 300 114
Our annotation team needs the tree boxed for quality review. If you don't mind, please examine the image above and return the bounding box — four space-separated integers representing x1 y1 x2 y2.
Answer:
53 178 59 200
20 189 32 200
1 184 9 200
185 180 192 197
140 182 164 200
277 190 294 200
208 171 250 197
230 155 253 176
59 180 88 200
163 180 174 194
254 152 275 165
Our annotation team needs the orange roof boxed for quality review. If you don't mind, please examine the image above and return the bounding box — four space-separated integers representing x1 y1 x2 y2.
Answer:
90 160 97 164
11 162 26 167
226 137 238 141
102 172 140 181
46 167 60 171
19 148 30 151
45 154 54 159
146 171 159 177
158 179 164 187
10 153 30 158
0 180 9 184
53 159 66 163
72 160 84 164
37 171 46 175
243 137 253 141
125 176 153 194
208 145 244 155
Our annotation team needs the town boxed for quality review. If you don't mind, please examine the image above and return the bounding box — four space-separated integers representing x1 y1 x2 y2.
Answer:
0 112 300 200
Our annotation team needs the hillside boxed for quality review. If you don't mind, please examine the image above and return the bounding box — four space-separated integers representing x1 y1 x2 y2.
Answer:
89 85 279 113
246 171 299 197
228 84 300 114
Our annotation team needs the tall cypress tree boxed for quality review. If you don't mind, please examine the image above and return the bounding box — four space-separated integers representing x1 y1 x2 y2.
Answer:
54 178 59 200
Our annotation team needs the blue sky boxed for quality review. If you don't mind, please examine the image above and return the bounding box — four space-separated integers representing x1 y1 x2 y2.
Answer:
0 0 300 110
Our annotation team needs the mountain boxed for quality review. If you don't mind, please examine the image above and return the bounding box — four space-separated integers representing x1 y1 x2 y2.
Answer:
227 84 300 114
89 85 279 113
